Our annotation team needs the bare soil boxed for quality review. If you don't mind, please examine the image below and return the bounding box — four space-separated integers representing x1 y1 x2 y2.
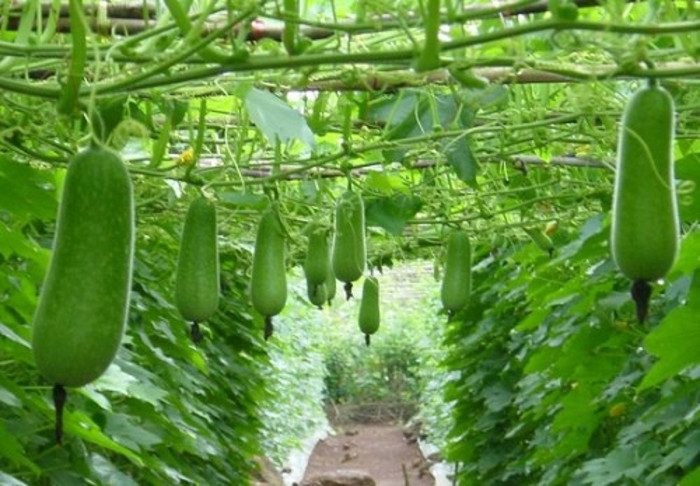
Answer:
302 424 434 486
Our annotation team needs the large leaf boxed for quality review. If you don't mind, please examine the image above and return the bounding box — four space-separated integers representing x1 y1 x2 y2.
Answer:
638 270 700 390
244 88 315 148
373 91 477 177
443 136 478 186
0 472 27 486
0 155 56 220
364 194 423 235
0 420 41 474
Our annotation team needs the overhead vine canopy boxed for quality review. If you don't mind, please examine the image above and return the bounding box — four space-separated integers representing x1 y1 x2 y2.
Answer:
1 0 699 258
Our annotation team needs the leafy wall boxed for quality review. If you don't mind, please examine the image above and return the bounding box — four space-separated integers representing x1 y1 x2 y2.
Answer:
443 215 700 485
0 155 328 485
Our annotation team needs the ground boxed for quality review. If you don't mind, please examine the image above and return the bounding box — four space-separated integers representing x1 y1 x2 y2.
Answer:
302 424 434 486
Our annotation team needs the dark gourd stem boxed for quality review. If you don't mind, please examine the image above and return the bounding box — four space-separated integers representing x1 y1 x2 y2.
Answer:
631 280 652 323
317 305 323 310
53 384 66 445
344 282 353 300
365 334 371 346
264 316 274 341
190 321 203 343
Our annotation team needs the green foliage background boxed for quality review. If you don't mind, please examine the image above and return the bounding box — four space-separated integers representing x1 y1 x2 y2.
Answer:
2 0 700 484
437 218 700 485
0 158 330 484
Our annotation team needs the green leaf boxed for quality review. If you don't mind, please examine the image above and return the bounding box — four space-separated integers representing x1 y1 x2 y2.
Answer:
0 221 50 266
680 466 700 486
0 155 57 220
0 320 31 348
669 229 700 278
244 88 315 148
91 364 137 395
639 270 700 390
0 419 41 474
0 472 27 486
578 447 646 485
90 453 139 486
365 194 423 235
461 85 509 110
64 410 144 466
105 414 163 450
443 136 478 186
92 96 127 142
364 172 408 194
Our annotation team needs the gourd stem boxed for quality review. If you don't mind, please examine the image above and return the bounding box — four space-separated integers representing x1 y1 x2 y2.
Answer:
365 334 371 346
344 281 353 300
53 384 66 445
264 316 274 341
190 321 203 343
631 280 652 323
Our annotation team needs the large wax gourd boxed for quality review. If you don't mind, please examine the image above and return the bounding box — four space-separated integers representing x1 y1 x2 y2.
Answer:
332 190 366 298
32 146 134 443
175 197 220 341
251 207 288 339
32 146 134 388
440 231 471 316
611 84 679 322
358 277 380 346
304 224 331 286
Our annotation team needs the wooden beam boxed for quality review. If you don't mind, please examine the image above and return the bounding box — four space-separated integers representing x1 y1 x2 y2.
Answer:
5 0 630 39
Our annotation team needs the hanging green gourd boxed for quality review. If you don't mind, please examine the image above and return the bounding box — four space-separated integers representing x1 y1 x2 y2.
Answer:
332 190 366 299
32 145 134 444
307 280 328 309
358 277 380 346
251 207 288 339
440 230 472 318
303 223 332 309
611 81 679 322
304 225 330 285
175 197 220 343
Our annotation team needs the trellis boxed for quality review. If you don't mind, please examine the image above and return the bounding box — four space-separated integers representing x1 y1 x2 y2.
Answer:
1 0 698 250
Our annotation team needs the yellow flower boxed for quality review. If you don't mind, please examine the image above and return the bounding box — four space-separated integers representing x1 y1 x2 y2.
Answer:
177 148 195 167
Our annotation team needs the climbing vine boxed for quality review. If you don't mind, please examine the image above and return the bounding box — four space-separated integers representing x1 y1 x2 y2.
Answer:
1 0 699 483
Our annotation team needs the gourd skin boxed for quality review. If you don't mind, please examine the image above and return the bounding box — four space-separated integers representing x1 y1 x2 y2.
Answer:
332 191 366 283
611 85 679 281
440 231 472 314
32 147 134 388
304 225 330 286
359 277 380 337
307 280 328 307
175 197 220 323
251 208 287 317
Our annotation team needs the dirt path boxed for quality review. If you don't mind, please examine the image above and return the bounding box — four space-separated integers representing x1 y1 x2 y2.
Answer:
302 424 434 486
